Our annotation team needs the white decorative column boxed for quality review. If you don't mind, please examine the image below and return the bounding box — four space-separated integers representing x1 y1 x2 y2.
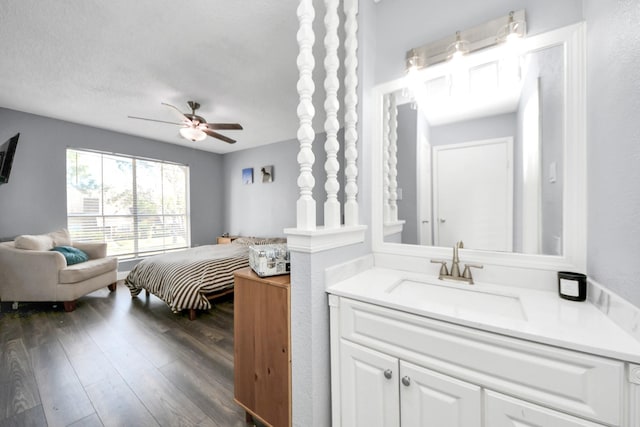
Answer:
296 0 316 230
323 0 341 229
343 0 359 226
285 0 366 254
382 94 391 223
388 92 399 222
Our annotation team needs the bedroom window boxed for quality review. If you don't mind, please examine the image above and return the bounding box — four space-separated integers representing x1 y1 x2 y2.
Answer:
66 149 190 259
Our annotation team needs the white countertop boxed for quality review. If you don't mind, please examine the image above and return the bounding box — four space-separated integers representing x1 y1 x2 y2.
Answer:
326 267 640 364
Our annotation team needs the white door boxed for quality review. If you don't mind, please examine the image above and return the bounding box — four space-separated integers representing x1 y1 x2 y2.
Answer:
400 361 481 427
433 137 513 251
485 391 606 427
340 340 400 427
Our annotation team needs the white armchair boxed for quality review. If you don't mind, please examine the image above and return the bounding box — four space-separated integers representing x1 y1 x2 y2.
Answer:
0 233 118 312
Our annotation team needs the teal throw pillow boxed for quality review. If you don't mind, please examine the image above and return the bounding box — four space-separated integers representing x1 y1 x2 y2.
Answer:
51 246 89 265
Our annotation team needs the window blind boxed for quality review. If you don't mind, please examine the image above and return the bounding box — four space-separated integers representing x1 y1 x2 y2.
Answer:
66 149 190 259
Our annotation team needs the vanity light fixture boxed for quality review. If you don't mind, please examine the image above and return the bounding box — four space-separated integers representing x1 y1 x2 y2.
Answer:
404 10 526 72
446 31 470 61
497 11 527 44
405 49 423 75
179 126 207 142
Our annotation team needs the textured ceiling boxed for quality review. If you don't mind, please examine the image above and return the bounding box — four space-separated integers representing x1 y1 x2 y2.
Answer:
0 0 319 154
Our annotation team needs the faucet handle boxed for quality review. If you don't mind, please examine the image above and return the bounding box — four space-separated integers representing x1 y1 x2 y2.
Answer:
462 263 483 284
430 259 449 278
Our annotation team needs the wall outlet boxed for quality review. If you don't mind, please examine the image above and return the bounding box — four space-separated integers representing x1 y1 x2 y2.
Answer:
553 235 562 255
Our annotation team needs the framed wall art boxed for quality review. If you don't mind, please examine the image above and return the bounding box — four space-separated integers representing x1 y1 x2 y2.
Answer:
242 167 254 184
261 165 273 183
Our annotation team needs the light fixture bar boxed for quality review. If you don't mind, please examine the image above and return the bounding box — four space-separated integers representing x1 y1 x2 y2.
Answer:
405 9 526 70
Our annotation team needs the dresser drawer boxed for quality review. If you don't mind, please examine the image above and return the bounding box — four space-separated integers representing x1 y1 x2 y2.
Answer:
339 298 624 425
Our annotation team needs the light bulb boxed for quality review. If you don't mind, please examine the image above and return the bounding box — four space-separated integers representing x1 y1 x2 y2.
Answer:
405 49 423 74
497 11 526 44
446 31 470 62
179 127 207 142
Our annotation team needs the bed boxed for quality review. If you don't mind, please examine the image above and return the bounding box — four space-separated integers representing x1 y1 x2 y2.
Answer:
124 237 284 319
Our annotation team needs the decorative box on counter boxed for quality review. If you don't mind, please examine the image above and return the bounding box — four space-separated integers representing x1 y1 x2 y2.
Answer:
249 243 290 277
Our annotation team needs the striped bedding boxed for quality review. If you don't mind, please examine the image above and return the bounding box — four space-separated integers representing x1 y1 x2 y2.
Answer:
124 242 251 313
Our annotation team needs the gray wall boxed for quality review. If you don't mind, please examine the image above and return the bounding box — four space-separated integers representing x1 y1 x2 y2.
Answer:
396 103 418 244
585 0 640 308
222 131 342 238
222 138 298 237
0 108 225 266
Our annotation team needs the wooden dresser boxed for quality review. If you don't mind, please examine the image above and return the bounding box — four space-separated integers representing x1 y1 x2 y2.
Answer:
233 267 291 427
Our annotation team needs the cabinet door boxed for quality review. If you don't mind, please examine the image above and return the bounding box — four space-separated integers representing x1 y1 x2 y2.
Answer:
400 361 481 427
340 340 400 427
234 272 291 427
485 390 606 427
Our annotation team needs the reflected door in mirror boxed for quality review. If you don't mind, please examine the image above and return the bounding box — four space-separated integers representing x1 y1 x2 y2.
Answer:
433 138 513 251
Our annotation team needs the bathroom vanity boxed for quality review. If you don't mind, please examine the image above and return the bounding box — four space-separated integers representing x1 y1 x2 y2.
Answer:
327 268 640 427
324 11 640 427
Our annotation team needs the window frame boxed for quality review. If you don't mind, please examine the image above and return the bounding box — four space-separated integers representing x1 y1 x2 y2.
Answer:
66 148 191 259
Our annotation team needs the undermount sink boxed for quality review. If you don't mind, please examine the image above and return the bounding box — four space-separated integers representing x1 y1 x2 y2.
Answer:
386 279 527 321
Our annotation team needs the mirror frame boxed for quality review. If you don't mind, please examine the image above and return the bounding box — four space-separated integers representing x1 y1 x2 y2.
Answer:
371 22 586 273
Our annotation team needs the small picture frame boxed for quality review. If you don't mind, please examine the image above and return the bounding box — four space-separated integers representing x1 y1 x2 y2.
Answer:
261 165 273 183
242 167 254 184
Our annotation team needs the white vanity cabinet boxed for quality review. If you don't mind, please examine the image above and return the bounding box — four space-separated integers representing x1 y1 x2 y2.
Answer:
329 294 634 427
339 339 399 426
401 360 481 427
485 391 605 427
340 339 481 427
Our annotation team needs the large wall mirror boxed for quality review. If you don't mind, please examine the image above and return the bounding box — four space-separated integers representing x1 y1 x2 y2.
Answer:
371 23 586 272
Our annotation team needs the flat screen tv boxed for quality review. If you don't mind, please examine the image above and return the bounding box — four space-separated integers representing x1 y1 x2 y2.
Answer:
0 133 20 185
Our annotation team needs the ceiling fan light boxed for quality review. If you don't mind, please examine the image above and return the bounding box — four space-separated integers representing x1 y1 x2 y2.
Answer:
179 126 207 142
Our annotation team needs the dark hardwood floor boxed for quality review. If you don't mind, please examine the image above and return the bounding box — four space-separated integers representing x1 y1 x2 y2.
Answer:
0 281 251 427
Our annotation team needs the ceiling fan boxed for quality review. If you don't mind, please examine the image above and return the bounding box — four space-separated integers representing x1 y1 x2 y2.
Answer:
128 101 243 144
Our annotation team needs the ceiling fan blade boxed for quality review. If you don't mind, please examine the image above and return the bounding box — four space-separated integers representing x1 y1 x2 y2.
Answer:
205 123 243 130
203 129 236 144
161 102 190 123
128 116 184 126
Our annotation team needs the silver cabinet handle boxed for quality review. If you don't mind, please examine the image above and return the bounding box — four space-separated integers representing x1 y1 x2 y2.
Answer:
421 220 430 224
401 376 411 386
384 369 392 379
439 218 446 223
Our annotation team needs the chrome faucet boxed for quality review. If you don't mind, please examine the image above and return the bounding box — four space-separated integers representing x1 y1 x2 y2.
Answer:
430 241 483 284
